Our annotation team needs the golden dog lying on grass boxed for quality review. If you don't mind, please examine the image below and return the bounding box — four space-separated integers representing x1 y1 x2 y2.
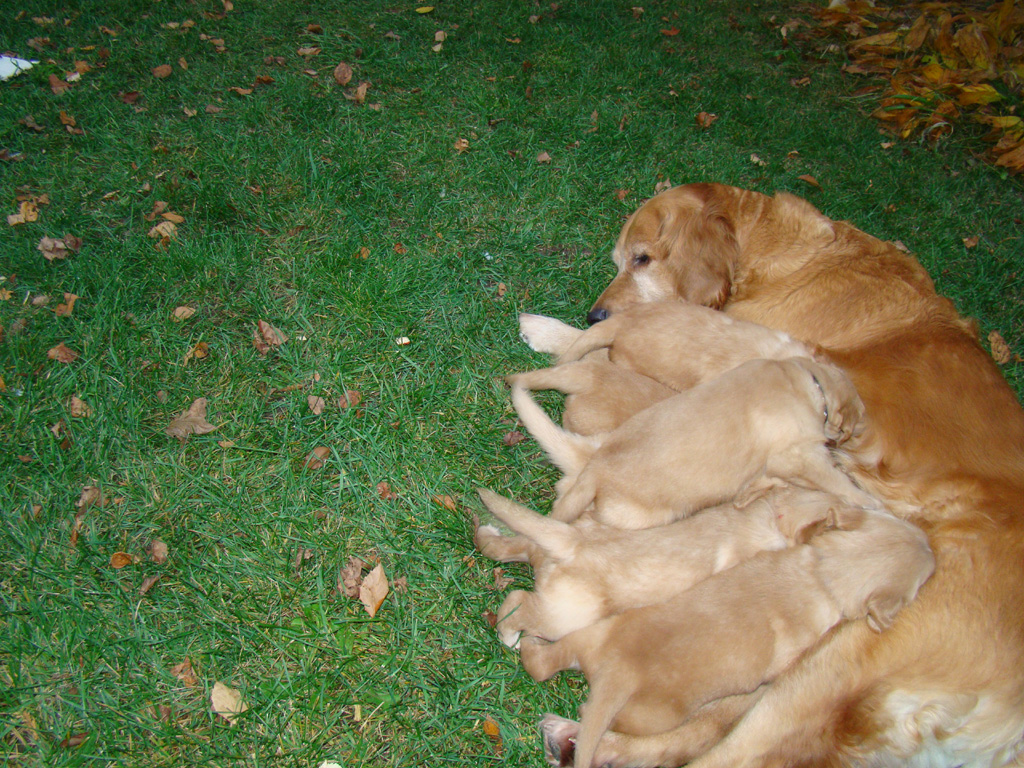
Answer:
567 182 1024 767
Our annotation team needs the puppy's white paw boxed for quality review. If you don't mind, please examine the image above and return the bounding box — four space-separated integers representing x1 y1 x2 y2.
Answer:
518 313 582 356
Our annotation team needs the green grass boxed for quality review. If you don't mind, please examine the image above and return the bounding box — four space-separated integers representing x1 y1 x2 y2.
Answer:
1 0 1021 765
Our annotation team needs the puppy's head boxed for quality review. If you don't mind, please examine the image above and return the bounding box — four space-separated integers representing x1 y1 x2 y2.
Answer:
797 357 868 445
588 183 739 324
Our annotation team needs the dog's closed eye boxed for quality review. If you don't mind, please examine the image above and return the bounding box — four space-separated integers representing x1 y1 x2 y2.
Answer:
633 253 651 267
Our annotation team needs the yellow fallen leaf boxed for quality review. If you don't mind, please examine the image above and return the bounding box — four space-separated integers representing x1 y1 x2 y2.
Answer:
416 6 434 12
210 681 248 724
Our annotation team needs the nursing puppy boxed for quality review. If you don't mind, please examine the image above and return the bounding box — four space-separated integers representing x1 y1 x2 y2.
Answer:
553 300 813 391
513 356 874 529
521 507 936 768
474 485 839 646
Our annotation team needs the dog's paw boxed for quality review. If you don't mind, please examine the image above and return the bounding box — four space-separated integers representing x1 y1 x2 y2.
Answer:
519 313 582 356
539 713 578 768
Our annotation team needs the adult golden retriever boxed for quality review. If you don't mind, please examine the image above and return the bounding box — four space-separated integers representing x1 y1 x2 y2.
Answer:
582 183 1024 767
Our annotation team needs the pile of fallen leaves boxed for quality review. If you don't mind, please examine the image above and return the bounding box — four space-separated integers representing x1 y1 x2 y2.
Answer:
801 0 1024 172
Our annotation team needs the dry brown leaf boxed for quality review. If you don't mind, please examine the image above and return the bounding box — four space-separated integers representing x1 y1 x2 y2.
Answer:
432 494 457 512
491 567 513 590
54 293 79 316
49 74 70 94
183 341 209 364
110 551 133 569
989 330 1012 364
536 151 552 163
303 445 331 470
333 61 353 85
171 659 197 687
172 306 196 321
359 564 389 617
338 389 362 409
501 430 525 447
482 715 503 753
68 395 92 418
210 681 248 724
253 320 288 354
149 539 168 564
338 556 366 597
139 574 162 595
298 46 321 57
377 481 398 501
9 201 39 226
47 343 79 363
454 137 470 153
165 397 217 439
962 235 980 249
798 174 821 188
229 86 253 96
695 111 718 129
161 212 185 224
308 395 326 415
152 64 173 79
37 234 81 260
148 220 178 240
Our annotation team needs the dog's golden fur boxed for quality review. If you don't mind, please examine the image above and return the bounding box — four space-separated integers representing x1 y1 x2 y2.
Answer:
473 485 838 647
584 182 1024 767
521 507 934 768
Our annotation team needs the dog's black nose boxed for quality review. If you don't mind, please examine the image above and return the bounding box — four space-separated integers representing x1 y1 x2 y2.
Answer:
586 307 610 325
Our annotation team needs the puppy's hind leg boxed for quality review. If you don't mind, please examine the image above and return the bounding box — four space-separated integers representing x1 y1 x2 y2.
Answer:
506 360 595 396
519 313 584 356
473 516 536 564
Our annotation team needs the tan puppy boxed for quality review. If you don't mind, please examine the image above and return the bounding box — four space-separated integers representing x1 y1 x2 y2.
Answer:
555 300 812 391
581 182 1024 766
521 508 935 768
512 356 875 528
474 485 839 647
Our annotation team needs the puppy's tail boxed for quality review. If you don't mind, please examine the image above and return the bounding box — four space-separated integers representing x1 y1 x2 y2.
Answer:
510 386 599 477
555 315 621 364
477 488 579 561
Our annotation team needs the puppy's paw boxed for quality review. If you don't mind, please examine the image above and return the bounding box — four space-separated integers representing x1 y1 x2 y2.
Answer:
519 313 582 356
539 713 578 768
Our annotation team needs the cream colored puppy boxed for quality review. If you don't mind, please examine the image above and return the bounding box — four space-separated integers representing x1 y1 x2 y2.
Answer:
521 507 935 768
474 485 840 647
554 300 813 390
513 356 875 529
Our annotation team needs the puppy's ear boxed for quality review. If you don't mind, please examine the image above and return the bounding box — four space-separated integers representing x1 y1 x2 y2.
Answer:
865 592 905 633
827 503 866 531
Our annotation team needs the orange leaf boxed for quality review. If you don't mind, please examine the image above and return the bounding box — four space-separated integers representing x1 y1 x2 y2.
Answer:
152 64 173 79
110 551 133 569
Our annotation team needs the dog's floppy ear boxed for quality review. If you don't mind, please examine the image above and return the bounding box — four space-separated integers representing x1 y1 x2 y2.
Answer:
663 193 739 309
865 592 905 633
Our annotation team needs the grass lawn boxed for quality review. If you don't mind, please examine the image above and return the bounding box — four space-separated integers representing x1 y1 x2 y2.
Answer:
1 0 1021 765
